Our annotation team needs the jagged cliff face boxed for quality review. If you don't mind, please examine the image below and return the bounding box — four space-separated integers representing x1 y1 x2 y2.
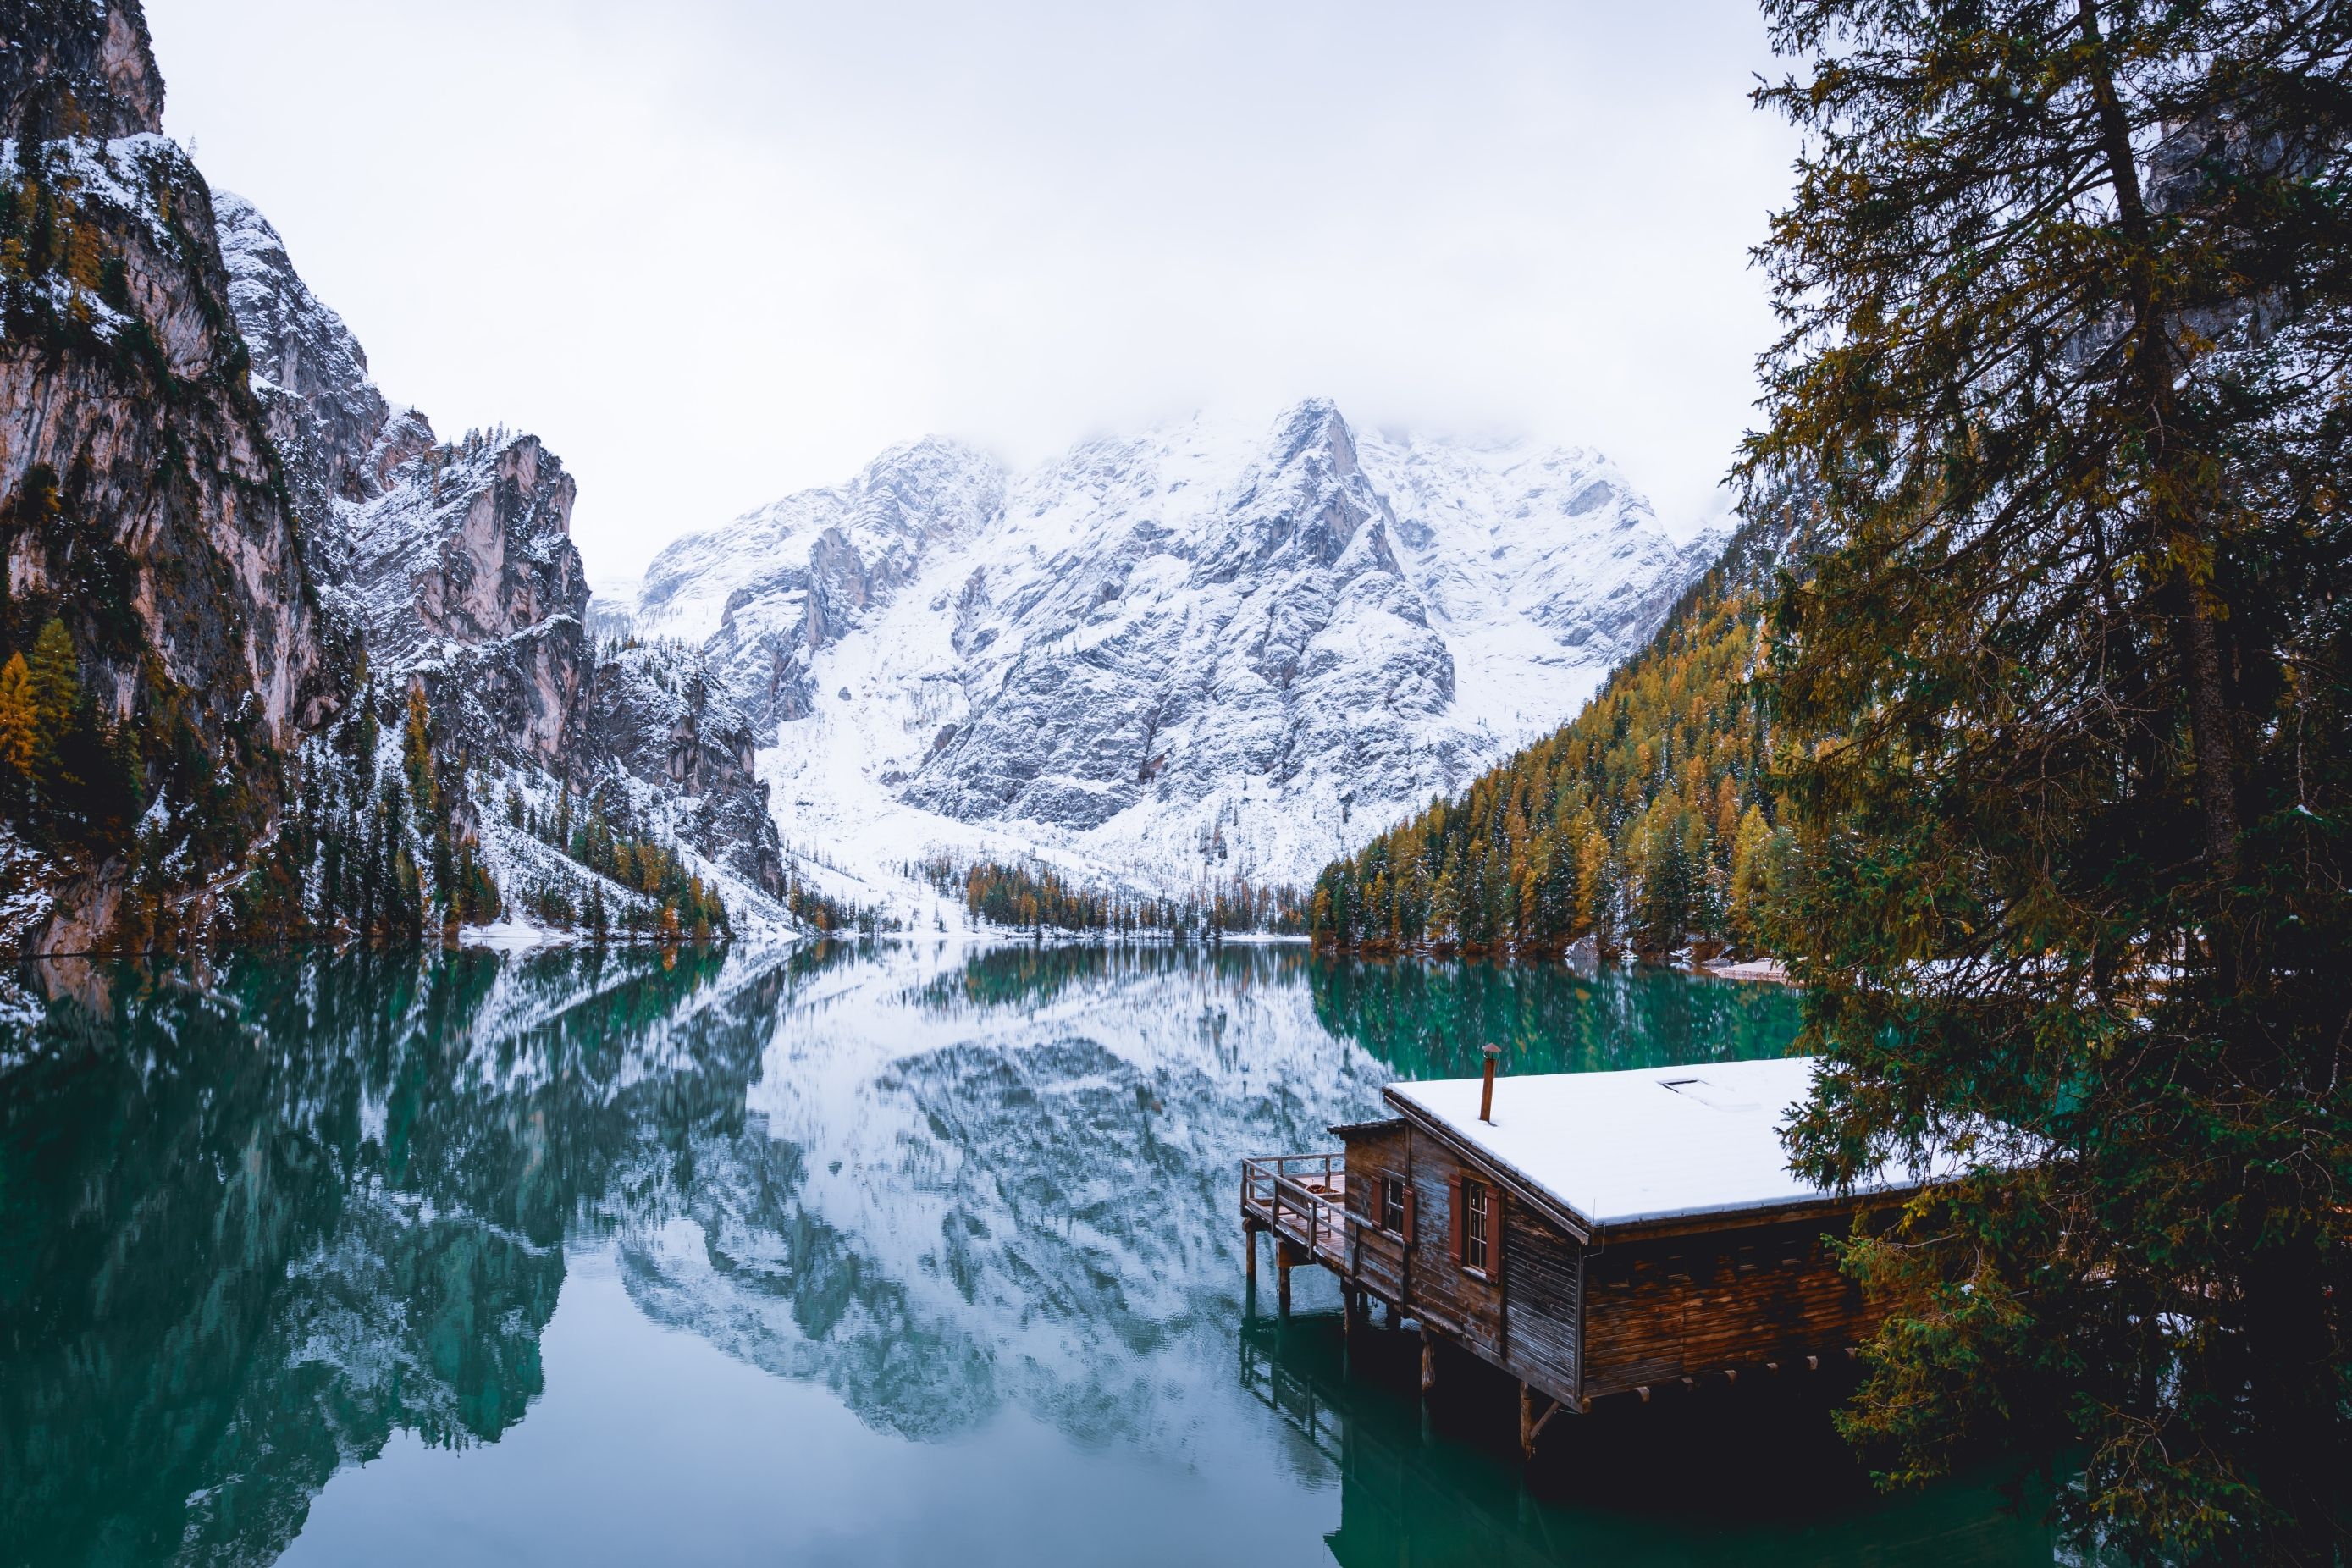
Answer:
638 435 1006 733
580 643 787 895
908 406 1454 845
636 403 1725 892
208 193 787 902
212 190 393 527
348 430 588 769
0 0 346 950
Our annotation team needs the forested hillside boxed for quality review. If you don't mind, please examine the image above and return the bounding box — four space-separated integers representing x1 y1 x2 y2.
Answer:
1309 496 1809 957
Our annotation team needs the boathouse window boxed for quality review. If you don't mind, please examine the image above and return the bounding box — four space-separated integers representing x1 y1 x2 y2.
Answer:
1381 1176 1406 1234
1462 1180 1490 1273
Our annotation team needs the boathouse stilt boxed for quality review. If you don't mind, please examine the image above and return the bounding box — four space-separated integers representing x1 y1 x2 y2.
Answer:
1517 1382 1566 1460
1243 1220 1258 1287
1421 1333 1436 1398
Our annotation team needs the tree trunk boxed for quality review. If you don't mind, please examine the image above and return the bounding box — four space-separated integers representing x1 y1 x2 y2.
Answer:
2079 0 2244 883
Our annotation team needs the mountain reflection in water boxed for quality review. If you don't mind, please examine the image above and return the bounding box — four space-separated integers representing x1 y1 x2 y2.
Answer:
0 942 2047 1566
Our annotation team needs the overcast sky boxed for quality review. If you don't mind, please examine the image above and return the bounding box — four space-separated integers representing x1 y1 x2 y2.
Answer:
147 0 1799 582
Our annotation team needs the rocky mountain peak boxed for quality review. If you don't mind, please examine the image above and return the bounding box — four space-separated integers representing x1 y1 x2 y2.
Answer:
1270 395 1360 477
0 0 163 142
213 190 389 505
1224 397 1396 577
361 431 583 651
638 435 1008 649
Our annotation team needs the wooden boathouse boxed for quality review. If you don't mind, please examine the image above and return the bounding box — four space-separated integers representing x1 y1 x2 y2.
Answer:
1240 1054 1948 1455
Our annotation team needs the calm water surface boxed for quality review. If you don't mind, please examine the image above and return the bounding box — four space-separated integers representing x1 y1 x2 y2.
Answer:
0 943 2053 1565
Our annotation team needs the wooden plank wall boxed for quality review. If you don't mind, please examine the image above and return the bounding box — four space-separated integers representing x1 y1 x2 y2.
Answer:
1400 1132 1505 1357
1580 1213 1871 1398
1340 1124 1412 1304
1499 1206 1579 1403
1343 1124 1581 1399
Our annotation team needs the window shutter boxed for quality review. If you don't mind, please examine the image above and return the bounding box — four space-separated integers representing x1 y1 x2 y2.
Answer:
1401 1185 1416 1243
1449 1175 1465 1263
1488 1188 1505 1274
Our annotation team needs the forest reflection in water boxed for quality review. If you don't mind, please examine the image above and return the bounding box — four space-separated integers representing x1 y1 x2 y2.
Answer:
0 941 2048 1566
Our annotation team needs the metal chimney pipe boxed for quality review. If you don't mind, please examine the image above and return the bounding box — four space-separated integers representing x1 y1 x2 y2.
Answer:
1480 1043 1502 1123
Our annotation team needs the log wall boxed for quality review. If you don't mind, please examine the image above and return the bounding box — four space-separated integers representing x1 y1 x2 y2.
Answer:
1579 1212 1872 1399
1333 1118 1885 1411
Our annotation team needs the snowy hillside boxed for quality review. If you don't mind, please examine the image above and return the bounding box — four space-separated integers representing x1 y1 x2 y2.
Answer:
635 401 1727 905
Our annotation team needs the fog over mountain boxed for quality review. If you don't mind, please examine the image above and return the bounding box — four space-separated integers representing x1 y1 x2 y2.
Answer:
146 0 1795 581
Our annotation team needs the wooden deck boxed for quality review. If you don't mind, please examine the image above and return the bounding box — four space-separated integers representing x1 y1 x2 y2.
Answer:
1239 1153 1353 1313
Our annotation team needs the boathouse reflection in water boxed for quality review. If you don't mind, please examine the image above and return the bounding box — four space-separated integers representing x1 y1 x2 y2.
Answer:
1239 1310 2052 1567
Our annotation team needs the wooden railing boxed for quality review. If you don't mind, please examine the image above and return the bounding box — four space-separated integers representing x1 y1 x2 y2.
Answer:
1240 1152 1353 1267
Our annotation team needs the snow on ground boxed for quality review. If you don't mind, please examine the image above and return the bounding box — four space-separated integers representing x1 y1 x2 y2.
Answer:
457 915 563 952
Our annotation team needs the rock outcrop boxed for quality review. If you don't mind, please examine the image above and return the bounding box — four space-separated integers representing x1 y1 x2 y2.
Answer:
0 0 348 950
0 0 164 144
212 190 398 546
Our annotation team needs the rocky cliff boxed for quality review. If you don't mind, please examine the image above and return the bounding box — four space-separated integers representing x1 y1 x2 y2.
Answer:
0 0 349 951
0 3 785 950
636 403 1726 901
208 192 789 911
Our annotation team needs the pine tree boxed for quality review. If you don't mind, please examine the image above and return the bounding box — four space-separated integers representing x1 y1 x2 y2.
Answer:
1726 805 1771 952
1747 3 2352 1560
401 685 437 819
25 616 77 798
353 693 380 791
0 652 34 778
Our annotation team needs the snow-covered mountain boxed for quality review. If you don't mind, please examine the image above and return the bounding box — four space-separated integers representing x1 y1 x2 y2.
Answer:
212 194 792 923
632 403 1727 899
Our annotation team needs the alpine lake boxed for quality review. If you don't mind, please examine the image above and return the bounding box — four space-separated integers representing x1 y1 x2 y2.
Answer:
0 941 2057 1566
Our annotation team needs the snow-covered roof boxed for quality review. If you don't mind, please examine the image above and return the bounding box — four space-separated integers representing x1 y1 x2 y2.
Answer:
1383 1056 1946 1231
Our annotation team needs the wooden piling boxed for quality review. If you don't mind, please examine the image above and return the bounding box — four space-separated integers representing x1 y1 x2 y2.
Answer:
1518 1383 1568 1456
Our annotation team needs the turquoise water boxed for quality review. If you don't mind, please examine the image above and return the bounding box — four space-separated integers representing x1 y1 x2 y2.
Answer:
0 942 2051 1565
